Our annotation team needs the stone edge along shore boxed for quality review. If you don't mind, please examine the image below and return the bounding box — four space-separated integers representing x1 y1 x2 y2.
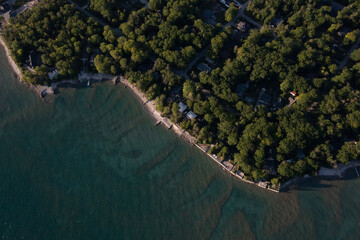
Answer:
1 34 359 193
118 76 281 192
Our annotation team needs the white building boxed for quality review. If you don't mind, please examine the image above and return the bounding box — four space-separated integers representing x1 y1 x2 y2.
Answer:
179 102 187 113
48 69 59 81
186 111 197 120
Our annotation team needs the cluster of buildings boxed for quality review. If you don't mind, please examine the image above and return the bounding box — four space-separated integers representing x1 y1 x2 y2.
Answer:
178 101 197 120
0 0 38 23
235 82 299 110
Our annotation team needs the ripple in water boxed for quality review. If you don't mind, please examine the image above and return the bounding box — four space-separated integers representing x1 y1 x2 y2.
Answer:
0 45 359 240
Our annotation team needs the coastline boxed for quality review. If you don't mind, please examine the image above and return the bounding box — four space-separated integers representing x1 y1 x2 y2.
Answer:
118 76 280 192
0 34 115 98
1 35 359 193
0 36 277 191
0 35 23 81
280 160 360 191
0 34 50 98
115 77 360 192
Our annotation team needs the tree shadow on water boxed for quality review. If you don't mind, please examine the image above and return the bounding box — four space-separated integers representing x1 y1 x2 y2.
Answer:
282 178 336 193
281 167 360 193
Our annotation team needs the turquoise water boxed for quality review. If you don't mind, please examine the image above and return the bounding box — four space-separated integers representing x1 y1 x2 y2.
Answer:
0 44 360 240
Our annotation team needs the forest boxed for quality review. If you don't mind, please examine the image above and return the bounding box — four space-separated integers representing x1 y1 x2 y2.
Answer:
3 0 103 83
3 0 360 187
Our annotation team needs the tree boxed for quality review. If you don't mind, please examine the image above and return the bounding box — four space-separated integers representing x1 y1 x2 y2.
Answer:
172 102 180 116
271 178 279 187
277 162 294 178
337 142 360 164
225 3 238 22
148 0 165 10
183 80 196 99
350 48 360 62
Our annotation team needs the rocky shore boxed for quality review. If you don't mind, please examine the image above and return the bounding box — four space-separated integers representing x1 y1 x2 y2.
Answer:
1 35 358 193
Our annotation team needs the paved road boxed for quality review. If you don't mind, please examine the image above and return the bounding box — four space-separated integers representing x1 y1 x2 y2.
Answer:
239 0 262 29
67 0 122 36
338 37 360 70
178 0 262 78
67 0 261 79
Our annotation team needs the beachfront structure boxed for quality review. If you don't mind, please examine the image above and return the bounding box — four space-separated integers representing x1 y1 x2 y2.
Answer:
186 111 197 120
179 102 187 113
48 69 59 80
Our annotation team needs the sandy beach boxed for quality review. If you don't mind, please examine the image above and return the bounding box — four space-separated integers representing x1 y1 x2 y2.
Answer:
0 35 23 81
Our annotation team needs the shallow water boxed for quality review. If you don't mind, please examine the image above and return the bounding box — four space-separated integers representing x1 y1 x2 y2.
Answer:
0 45 359 240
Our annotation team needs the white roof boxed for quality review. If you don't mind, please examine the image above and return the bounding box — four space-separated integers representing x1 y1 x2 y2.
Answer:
186 111 197 120
48 69 59 80
179 102 187 112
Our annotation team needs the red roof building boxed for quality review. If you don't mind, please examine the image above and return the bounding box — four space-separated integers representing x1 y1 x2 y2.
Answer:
290 91 297 97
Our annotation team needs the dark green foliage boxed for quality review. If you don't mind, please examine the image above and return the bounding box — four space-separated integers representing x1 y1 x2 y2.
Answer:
89 0 129 26
4 0 360 183
3 0 103 83
225 3 238 22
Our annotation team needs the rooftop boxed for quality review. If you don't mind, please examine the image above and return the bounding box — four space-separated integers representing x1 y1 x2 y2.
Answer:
179 102 187 113
235 82 249 98
236 21 250 32
186 111 197 120
197 63 211 73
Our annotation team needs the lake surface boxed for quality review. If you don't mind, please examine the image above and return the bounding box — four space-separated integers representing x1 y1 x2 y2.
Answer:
0 44 360 240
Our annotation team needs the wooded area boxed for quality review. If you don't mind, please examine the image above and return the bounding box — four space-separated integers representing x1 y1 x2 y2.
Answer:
3 0 360 186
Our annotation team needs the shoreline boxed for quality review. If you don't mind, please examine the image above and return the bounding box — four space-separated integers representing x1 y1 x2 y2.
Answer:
1 35 359 193
0 34 115 99
280 160 360 191
118 76 280 192
0 35 23 81
0 34 51 99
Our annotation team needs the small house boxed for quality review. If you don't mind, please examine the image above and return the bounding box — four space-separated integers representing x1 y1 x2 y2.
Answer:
258 181 268 188
0 3 11 13
197 63 211 73
26 50 42 68
219 49 231 60
186 111 197 120
179 102 187 113
219 0 229 8
258 93 272 106
331 1 344 13
271 16 284 27
297 149 305 160
202 9 216 25
235 82 249 98
48 69 59 81
272 96 283 108
290 91 297 97
244 96 255 105
236 21 249 33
